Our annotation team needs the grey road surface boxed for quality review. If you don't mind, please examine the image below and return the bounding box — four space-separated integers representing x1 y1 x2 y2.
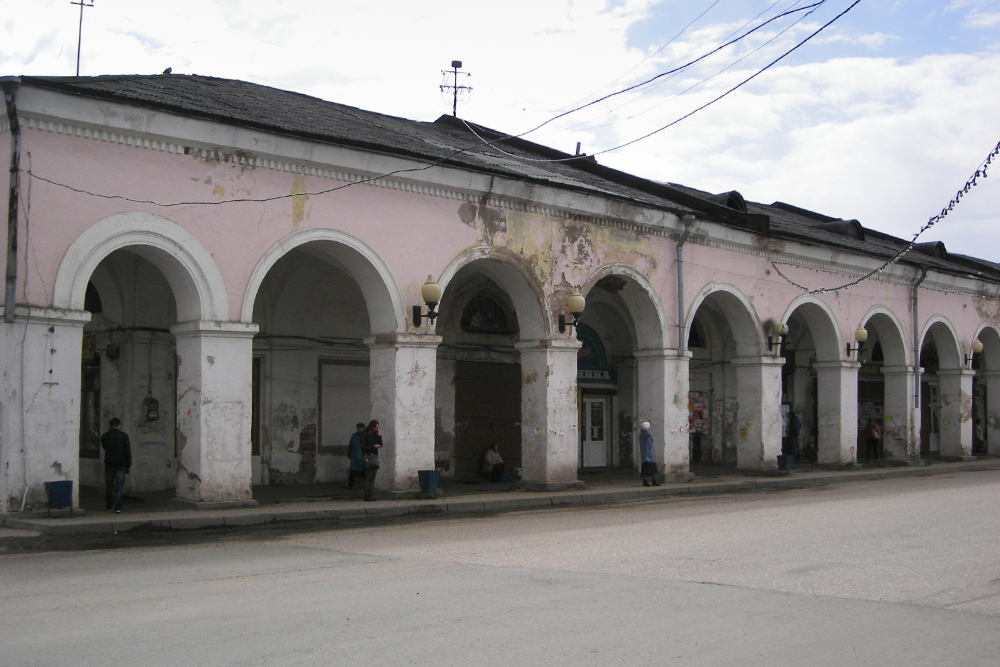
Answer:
2 471 999 666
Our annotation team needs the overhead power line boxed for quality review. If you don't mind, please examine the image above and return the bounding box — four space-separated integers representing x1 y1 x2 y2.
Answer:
457 0 859 165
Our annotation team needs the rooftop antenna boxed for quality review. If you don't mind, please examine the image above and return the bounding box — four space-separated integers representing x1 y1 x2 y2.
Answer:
71 0 95 76
440 60 472 117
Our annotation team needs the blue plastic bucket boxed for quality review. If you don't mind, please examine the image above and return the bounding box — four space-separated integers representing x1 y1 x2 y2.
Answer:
417 470 439 494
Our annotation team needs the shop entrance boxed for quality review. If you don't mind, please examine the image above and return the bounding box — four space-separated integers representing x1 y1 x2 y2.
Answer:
581 396 609 467
454 361 521 479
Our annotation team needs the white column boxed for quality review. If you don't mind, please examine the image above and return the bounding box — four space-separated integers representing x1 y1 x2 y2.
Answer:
731 356 785 470
517 338 581 490
881 365 917 462
0 307 89 512
367 333 441 491
984 371 1000 457
813 360 859 465
636 349 691 476
172 321 258 504
938 368 975 459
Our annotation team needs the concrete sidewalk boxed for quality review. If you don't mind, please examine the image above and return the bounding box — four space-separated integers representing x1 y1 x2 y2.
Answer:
3 458 999 550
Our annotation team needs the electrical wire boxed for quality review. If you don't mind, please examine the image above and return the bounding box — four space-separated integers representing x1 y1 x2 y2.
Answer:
553 1 817 137
25 2 857 208
771 138 1000 294
515 1 830 140
456 0 860 164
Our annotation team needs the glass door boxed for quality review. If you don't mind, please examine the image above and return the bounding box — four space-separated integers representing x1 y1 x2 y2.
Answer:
581 397 608 467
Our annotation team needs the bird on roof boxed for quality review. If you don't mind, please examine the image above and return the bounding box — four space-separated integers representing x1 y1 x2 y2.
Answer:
162 67 172 75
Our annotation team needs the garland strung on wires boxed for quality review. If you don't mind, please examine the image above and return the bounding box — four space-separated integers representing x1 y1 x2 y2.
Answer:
772 138 1000 295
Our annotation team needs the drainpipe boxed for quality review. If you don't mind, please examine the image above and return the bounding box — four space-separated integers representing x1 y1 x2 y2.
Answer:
676 214 695 354
2 76 21 324
911 266 928 409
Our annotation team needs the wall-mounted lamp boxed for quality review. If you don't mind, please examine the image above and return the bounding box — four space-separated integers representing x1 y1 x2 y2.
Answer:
767 322 789 352
558 289 586 334
846 326 868 359
412 275 442 327
965 338 983 367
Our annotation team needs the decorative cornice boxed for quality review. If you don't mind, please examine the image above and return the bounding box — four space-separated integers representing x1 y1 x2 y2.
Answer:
22 116 1000 301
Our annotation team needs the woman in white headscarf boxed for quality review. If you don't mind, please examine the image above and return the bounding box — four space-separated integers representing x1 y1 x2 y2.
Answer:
639 421 660 487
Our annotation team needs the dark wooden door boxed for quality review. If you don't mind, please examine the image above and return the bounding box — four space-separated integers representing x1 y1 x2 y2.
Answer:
454 361 521 479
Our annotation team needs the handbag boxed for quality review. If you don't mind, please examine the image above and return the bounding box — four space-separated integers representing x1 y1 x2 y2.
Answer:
363 453 380 470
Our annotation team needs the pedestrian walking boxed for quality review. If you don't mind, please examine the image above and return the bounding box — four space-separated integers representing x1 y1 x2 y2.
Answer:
639 421 660 487
347 422 366 489
864 417 882 462
789 411 802 459
101 417 131 513
362 419 383 501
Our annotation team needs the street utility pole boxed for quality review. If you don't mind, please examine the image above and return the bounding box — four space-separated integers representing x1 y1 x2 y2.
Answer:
72 0 95 76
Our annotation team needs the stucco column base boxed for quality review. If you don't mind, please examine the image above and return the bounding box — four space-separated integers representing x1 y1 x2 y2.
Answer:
172 321 258 504
635 349 691 475
661 472 695 483
516 338 581 488
731 356 785 470
366 333 442 492
937 368 974 458
813 360 860 465
881 366 918 462
0 307 90 512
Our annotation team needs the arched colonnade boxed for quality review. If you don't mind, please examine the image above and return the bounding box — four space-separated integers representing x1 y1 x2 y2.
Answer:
37 212 1000 505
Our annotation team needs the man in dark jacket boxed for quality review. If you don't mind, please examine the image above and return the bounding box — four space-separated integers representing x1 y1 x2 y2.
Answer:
101 417 131 513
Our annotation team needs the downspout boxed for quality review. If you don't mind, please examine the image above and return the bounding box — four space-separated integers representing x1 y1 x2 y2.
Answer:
2 76 21 324
676 214 695 354
911 266 928 409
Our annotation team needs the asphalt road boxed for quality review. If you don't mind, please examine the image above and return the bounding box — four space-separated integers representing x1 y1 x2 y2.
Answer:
2 471 998 666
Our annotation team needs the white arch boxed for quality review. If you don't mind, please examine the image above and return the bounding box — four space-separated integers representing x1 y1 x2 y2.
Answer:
919 315 962 370
781 295 842 363
54 212 227 322
582 263 667 350
438 246 549 339
685 282 763 356
859 306 910 367
241 228 406 334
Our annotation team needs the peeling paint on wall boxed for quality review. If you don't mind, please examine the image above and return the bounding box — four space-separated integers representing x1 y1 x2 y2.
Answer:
291 173 309 229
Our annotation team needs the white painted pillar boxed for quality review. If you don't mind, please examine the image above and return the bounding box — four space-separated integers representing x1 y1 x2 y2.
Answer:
172 321 258 504
731 356 784 470
0 307 89 512
367 333 441 491
636 349 691 475
516 338 581 490
984 371 1000 457
881 365 917 462
813 360 859 465
792 366 812 441
937 368 974 459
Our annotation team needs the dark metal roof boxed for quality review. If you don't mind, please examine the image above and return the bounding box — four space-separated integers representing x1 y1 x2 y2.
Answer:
16 73 1000 286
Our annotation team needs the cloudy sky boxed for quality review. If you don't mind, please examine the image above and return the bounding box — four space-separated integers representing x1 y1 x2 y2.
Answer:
3 0 998 263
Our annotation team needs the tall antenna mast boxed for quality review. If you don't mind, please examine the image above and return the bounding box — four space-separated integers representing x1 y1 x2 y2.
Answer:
71 0 95 76
440 60 472 117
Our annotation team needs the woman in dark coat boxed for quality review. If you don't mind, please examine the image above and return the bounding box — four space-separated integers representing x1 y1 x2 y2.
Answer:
362 419 383 501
